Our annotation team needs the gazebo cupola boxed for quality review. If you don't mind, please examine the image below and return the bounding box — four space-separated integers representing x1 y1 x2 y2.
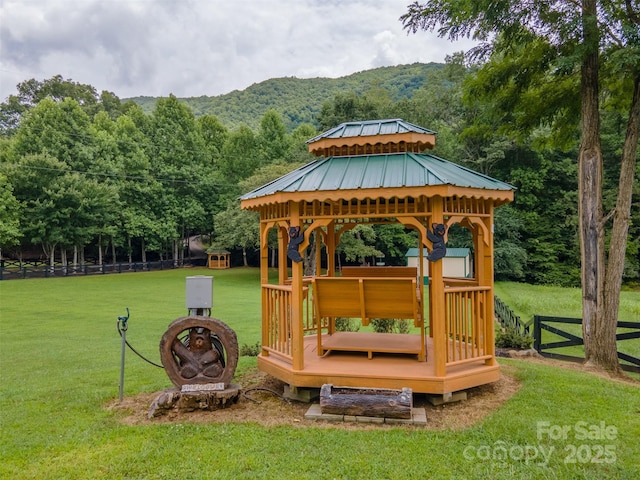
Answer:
240 119 514 395
306 118 437 157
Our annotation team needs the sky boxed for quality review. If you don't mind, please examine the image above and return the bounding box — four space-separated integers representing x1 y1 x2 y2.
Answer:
0 0 477 102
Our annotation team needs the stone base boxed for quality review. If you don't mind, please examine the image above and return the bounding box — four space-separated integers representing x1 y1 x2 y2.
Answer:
426 390 468 406
283 384 320 403
304 404 427 426
148 383 242 418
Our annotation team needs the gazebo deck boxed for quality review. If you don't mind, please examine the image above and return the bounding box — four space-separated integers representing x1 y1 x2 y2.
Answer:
257 333 500 394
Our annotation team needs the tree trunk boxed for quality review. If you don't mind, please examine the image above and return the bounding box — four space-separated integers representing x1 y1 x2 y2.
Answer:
98 234 103 266
111 235 116 264
127 236 133 264
599 75 640 374
304 233 317 276
45 243 56 267
141 238 147 263
579 0 617 372
173 239 179 266
242 247 248 267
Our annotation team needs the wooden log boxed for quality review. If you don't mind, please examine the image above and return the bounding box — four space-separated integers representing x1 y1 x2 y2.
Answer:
147 384 242 418
319 384 413 419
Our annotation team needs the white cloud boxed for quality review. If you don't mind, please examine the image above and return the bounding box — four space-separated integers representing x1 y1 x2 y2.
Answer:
0 0 477 101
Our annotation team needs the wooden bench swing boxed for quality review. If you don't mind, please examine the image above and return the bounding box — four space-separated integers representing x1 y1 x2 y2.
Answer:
312 266 426 361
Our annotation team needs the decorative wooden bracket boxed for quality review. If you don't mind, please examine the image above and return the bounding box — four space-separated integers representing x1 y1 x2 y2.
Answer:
446 215 490 246
300 219 332 251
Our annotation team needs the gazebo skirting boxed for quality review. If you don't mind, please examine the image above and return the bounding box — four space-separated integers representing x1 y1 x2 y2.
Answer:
259 280 498 394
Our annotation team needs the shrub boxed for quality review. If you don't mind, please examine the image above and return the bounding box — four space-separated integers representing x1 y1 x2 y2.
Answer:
239 341 261 356
335 317 360 332
371 319 411 334
495 327 533 349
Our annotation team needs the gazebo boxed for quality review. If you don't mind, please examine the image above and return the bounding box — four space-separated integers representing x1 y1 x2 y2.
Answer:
207 249 231 269
240 119 514 394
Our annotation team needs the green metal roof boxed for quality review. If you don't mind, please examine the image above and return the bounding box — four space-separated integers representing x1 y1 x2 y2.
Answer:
405 247 470 258
240 152 514 201
306 118 436 143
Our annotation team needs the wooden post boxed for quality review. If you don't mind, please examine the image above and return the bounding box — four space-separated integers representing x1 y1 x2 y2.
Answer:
290 202 304 371
278 224 287 285
482 205 496 365
315 230 322 275
260 221 270 356
429 196 446 377
326 221 335 277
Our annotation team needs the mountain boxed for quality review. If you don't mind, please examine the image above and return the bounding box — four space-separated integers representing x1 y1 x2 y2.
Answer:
126 63 443 131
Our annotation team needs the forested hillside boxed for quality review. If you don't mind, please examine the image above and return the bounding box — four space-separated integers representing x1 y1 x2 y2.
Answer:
0 56 637 287
127 63 442 131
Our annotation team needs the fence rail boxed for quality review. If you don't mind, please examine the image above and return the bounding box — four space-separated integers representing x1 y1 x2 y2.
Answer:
0 260 187 280
494 296 532 336
533 315 640 374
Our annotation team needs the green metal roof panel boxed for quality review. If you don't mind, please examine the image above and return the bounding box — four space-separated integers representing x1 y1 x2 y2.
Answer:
405 248 470 258
306 118 437 143
240 152 514 201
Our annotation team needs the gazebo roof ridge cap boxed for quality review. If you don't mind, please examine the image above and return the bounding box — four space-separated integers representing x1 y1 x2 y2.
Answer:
405 151 450 184
413 152 516 191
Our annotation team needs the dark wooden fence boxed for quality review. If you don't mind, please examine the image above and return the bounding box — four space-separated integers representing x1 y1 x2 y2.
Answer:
0 260 190 280
494 296 533 336
533 315 640 373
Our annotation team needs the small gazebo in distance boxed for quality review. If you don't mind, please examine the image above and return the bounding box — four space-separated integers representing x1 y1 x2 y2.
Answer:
240 119 514 394
207 249 231 269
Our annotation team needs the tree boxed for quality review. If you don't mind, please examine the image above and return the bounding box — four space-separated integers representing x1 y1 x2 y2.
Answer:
374 224 418 266
337 225 383 266
147 95 209 262
317 91 387 130
5 153 73 264
257 110 291 165
288 123 318 164
213 203 259 267
493 206 527 281
0 75 108 135
196 114 228 166
12 97 95 171
402 0 640 373
0 174 22 257
219 125 260 183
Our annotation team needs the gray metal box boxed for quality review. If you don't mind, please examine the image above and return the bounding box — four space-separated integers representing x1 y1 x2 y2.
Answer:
185 276 213 309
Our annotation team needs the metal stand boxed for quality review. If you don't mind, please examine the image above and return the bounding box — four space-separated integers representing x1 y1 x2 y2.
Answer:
118 308 130 403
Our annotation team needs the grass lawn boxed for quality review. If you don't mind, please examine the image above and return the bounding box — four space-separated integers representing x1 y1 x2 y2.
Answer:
1 269 639 479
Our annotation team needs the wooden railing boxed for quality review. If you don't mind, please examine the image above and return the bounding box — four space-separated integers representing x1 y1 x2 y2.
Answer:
261 284 313 363
262 284 294 362
444 285 492 366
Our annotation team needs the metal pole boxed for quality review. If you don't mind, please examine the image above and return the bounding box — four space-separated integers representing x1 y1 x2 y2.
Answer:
118 308 129 403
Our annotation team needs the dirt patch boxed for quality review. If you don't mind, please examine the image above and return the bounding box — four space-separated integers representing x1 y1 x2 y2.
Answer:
107 364 521 430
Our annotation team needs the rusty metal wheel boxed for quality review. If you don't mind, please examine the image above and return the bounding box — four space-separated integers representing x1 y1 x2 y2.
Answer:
159 316 238 388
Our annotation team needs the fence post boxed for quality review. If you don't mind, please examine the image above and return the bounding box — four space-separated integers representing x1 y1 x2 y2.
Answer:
533 315 541 353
